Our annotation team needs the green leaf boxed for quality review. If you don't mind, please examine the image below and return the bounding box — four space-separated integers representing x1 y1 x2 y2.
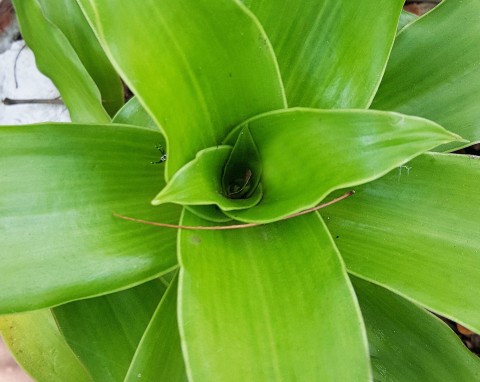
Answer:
397 10 417 33
52 279 166 382
152 146 263 212
37 0 124 116
353 277 480 381
372 0 480 151
242 0 404 108
223 108 461 223
222 126 262 200
113 96 158 131
323 152 480 333
178 210 371 381
125 273 187 382
0 123 181 313
0 310 93 382
76 0 286 179
12 0 109 123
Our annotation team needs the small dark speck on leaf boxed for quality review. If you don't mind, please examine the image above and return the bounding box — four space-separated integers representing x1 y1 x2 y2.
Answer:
336 235 339 239
228 72 233 78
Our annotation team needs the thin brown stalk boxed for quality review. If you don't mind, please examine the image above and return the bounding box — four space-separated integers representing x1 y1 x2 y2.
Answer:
113 190 355 231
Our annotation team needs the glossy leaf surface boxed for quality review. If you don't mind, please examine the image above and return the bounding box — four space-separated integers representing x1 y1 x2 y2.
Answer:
353 277 480 381
178 210 371 381
324 153 480 332
0 310 92 382
372 0 480 150
152 146 263 211
113 96 158 131
0 123 180 313
397 10 417 33
243 0 404 108
125 274 187 382
224 108 460 223
12 0 109 123
53 280 166 382
76 0 286 179
38 0 124 116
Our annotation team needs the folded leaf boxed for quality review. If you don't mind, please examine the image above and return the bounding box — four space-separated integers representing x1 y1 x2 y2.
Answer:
242 0 404 108
113 96 158 131
397 10 417 33
0 310 92 382
37 0 124 116
353 277 480 381
224 108 461 223
125 273 187 382
324 152 480 333
12 0 109 123
178 210 371 381
372 0 480 151
152 146 263 212
76 0 286 178
53 280 166 382
0 123 180 313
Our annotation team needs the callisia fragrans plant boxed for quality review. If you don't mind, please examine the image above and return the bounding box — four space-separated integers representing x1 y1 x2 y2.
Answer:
1 0 480 381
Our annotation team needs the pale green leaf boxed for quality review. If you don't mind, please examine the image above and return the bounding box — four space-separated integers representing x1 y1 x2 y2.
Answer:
178 210 371 382
372 0 480 151
12 0 109 123
397 10 417 33
0 123 180 313
0 310 92 382
76 0 286 179
53 280 166 382
223 108 461 223
125 273 187 382
113 96 158 131
324 152 480 333
243 0 404 108
37 0 124 116
152 146 263 211
353 277 480 381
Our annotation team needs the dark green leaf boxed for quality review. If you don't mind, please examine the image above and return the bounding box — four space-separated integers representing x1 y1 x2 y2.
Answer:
324 153 480 333
353 277 480 381
12 0 109 123
372 0 480 151
125 273 187 382
53 280 166 382
37 0 124 116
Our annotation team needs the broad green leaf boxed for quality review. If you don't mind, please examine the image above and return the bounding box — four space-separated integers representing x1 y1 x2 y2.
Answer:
353 277 480 381
53 280 166 382
125 273 187 382
0 123 181 313
12 0 109 123
243 0 404 108
113 96 158 131
178 210 371 381
0 310 92 382
223 108 461 223
323 152 480 333
152 146 263 211
37 0 124 116
397 10 417 33
76 0 286 179
372 0 480 151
